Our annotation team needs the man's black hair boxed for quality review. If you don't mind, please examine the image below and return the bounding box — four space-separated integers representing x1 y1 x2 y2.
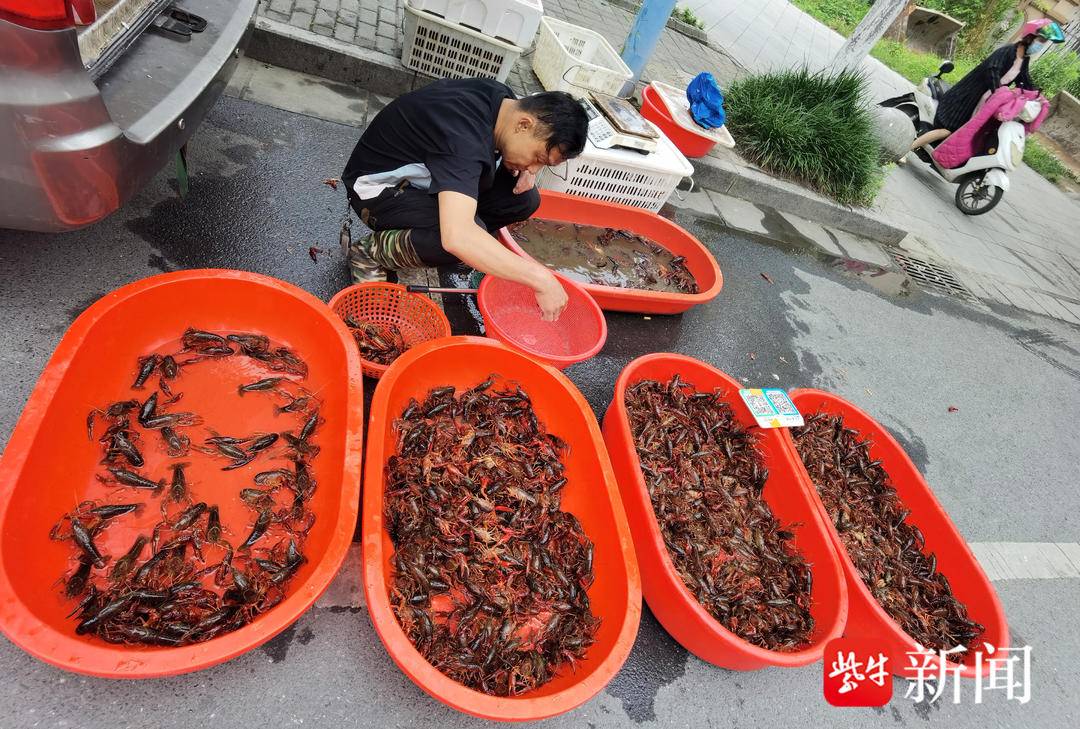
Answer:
518 91 589 161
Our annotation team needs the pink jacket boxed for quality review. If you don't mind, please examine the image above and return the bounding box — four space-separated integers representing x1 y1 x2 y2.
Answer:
932 87 1049 169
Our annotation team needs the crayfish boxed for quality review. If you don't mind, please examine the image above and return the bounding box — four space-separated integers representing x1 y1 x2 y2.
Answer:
792 413 984 659
344 315 408 366
507 219 699 295
55 328 320 647
625 375 814 652
384 377 600 696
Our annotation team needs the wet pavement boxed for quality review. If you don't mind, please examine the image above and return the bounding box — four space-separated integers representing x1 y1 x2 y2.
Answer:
2 87 1080 728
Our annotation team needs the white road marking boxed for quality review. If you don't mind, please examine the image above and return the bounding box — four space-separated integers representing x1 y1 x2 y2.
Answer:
312 542 1080 609
969 542 1080 581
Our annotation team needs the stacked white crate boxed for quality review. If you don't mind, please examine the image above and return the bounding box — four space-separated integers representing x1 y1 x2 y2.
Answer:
401 0 544 83
409 0 543 47
531 16 632 97
537 119 694 213
528 17 690 210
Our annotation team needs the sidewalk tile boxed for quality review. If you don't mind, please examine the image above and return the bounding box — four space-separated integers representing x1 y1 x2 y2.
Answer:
977 257 1043 287
289 10 313 29
828 229 892 268
1058 298 1080 321
1029 293 1080 325
928 230 995 264
784 215 845 258
999 285 1053 317
704 191 770 236
1006 239 1069 263
667 188 718 218
976 278 1018 308
955 272 993 300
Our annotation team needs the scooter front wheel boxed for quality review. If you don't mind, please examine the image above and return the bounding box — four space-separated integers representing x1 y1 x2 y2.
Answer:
955 173 1003 215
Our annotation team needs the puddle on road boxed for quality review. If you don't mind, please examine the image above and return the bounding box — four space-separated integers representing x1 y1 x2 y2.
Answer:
696 210 913 299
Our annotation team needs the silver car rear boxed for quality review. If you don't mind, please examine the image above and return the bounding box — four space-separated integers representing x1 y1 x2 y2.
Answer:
0 0 257 232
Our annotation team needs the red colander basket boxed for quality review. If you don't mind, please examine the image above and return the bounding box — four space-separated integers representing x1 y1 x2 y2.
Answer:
477 274 607 369
327 282 452 379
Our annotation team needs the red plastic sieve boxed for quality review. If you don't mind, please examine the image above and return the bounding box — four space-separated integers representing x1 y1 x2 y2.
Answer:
408 274 607 369
327 283 451 380
480 274 606 369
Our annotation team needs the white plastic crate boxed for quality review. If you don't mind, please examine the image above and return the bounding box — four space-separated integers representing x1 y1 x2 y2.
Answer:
531 16 632 97
408 0 543 48
537 119 694 212
402 4 522 83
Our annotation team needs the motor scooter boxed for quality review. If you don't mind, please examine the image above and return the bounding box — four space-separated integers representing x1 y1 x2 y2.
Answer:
881 62 1042 215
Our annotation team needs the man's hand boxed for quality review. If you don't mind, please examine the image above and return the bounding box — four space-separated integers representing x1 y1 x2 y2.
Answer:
534 269 568 322
512 169 537 195
438 191 566 322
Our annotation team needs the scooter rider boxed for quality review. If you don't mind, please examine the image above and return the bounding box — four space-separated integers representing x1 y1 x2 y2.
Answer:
909 19 1065 151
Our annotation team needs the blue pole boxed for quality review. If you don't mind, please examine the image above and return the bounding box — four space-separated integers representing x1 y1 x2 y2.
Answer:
619 0 678 96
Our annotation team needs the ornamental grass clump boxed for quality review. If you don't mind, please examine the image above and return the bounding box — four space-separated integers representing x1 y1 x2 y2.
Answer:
725 68 884 206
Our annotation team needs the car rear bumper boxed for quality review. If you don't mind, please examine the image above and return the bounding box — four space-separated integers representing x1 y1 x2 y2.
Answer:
0 0 257 233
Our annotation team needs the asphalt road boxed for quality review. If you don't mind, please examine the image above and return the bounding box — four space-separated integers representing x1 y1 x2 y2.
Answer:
1 81 1078 729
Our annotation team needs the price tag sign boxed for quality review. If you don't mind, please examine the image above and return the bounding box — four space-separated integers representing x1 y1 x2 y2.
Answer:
738 388 804 429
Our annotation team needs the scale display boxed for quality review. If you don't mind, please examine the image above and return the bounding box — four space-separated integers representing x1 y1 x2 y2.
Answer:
580 95 658 153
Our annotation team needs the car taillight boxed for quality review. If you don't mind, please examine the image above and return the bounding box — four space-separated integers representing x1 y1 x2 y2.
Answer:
70 0 95 25
0 0 74 30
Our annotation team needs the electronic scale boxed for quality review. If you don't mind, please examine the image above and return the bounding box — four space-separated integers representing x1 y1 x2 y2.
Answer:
581 93 659 153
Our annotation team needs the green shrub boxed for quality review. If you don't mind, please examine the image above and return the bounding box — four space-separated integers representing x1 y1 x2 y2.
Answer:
792 1 980 85
794 0 1019 55
672 6 705 30
790 0 869 36
725 67 884 206
1030 50 1080 99
870 39 977 84
1068 74 1080 98
1024 137 1080 184
922 0 1017 48
936 0 1017 57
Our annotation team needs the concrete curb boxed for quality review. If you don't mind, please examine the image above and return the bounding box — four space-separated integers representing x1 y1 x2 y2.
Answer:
247 17 908 246
246 16 425 98
692 147 908 245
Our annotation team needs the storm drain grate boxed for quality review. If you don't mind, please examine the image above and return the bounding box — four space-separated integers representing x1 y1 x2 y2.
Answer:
888 250 979 302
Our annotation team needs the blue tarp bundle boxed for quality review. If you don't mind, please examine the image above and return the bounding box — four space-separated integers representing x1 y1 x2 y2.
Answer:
686 72 725 129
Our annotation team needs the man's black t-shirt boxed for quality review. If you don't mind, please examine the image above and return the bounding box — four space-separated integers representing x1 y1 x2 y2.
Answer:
342 78 514 202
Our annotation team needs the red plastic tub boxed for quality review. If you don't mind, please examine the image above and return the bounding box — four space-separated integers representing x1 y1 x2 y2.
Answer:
0 270 365 677
602 354 847 669
782 389 1009 678
363 337 640 720
640 85 716 158
498 190 723 315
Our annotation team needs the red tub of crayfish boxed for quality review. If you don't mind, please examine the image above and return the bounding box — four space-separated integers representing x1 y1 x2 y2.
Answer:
602 353 847 669
0 270 364 677
497 190 723 315
362 336 640 721
781 389 1008 679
